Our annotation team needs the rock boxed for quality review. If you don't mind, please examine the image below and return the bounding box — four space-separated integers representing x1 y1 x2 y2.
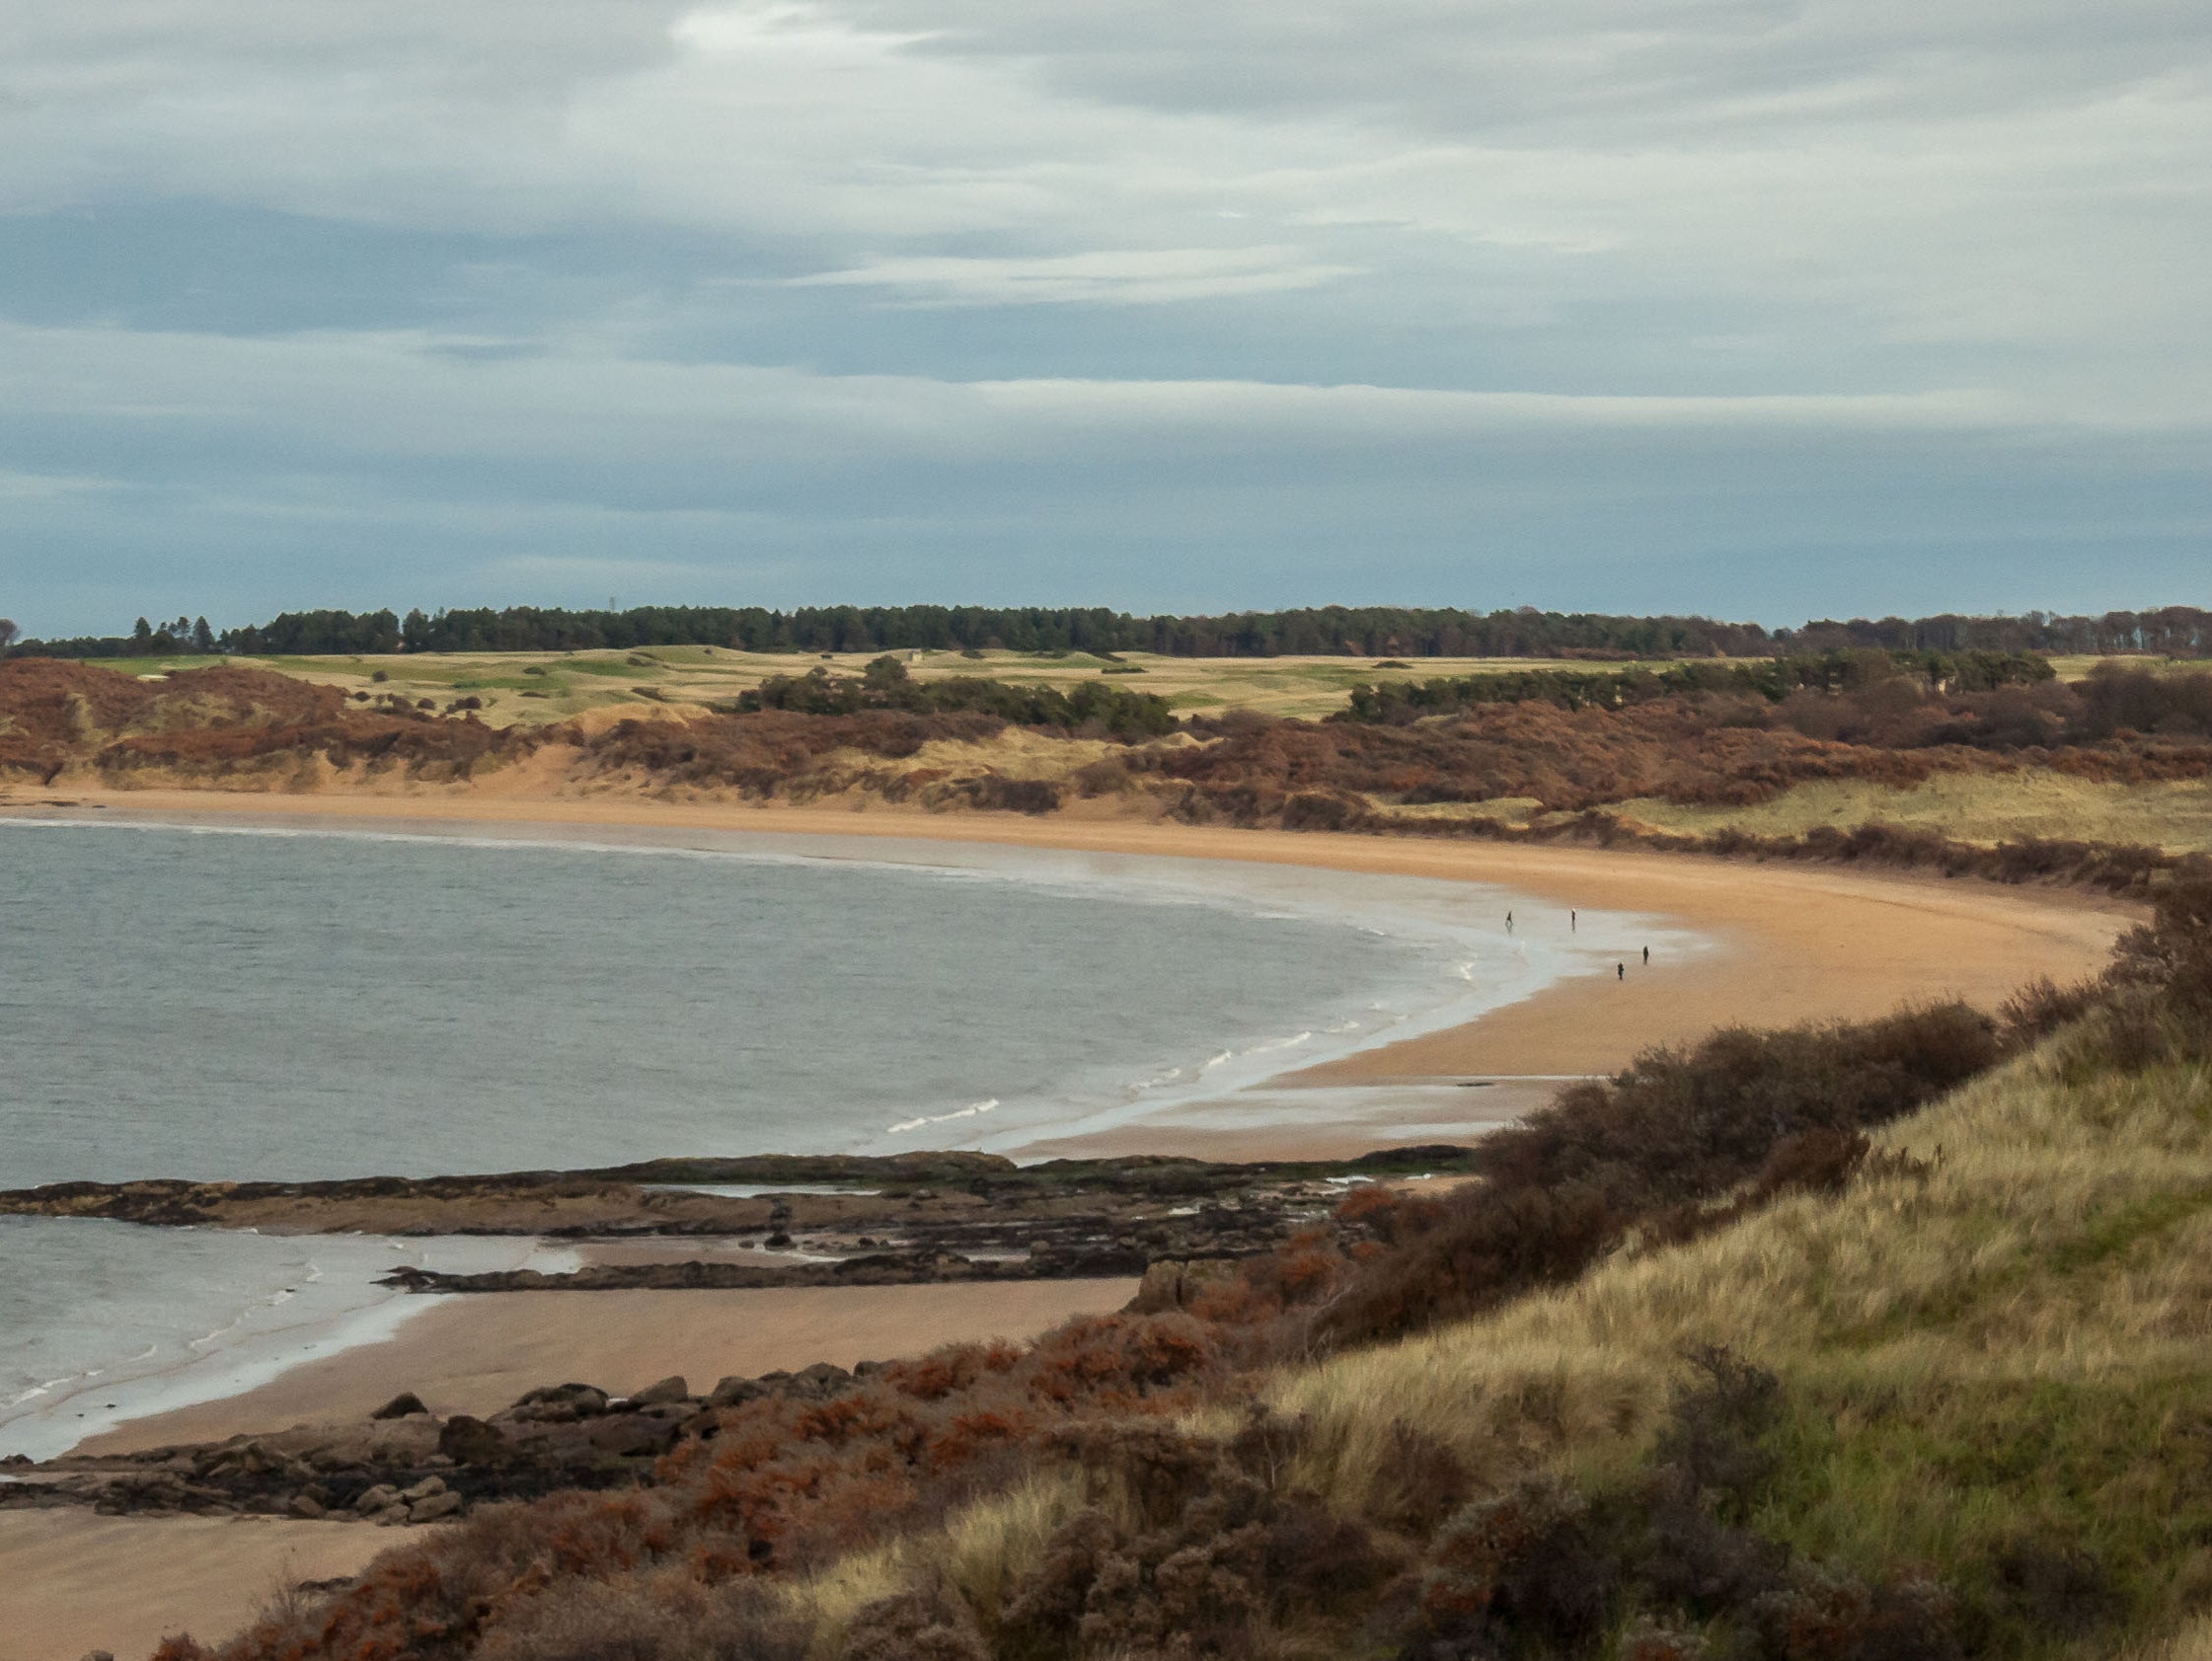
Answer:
498 1383 609 1424
369 1391 429 1420
585 1414 680 1459
287 1493 327 1520
1127 1256 1239 1315
360 1420 442 1466
409 1489 465 1523
792 1362 853 1398
353 1483 402 1514
370 1502 411 1527
438 1415 512 1466
707 1376 766 1408
400 1475 446 1502
632 1375 690 1406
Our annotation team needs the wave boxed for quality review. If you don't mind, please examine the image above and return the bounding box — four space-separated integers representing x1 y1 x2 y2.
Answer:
884 1098 1000 1136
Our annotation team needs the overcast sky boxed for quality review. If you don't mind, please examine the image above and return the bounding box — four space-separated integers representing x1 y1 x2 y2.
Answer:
2 0 2207 635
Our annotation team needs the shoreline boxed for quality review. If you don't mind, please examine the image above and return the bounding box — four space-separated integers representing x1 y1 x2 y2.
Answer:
0 800 1665 1164
0 792 2129 1438
1 787 2133 1099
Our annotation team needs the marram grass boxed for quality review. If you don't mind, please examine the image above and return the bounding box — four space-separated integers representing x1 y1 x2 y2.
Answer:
826 1028 2212 1655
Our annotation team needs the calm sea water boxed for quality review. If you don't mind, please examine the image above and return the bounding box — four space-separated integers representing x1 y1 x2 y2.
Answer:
0 814 1642 1456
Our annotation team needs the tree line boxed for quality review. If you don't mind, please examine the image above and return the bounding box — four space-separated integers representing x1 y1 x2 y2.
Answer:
5 602 2209 662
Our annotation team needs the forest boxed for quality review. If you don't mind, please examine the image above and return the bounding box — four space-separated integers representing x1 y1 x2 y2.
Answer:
9 602 2212 662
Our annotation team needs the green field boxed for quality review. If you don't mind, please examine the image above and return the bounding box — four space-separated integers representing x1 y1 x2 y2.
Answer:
92 647 1742 726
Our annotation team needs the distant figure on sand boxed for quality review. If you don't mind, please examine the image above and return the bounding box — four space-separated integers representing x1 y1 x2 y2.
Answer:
1505 910 1513 932
1642 944 1650 964
1617 961 1625 980
1570 909 1577 932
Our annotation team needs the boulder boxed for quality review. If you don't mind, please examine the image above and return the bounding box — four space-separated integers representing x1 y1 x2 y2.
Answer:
353 1483 402 1514
498 1383 609 1424
1127 1257 1239 1315
707 1376 766 1409
438 1415 512 1467
286 1493 326 1521
792 1362 853 1398
632 1375 690 1406
369 1392 429 1420
585 1414 680 1459
409 1489 465 1524
370 1502 411 1527
400 1475 446 1503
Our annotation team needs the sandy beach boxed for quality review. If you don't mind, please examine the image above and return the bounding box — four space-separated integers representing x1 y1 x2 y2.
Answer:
76 1280 1140 1457
0 1510 397 1661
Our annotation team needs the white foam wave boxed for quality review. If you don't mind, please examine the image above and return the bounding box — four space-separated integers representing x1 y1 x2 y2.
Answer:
885 1098 1000 1136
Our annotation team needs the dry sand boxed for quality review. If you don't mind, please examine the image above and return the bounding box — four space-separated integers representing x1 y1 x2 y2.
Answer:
77 1280 1140 1457
0 1510 396 1661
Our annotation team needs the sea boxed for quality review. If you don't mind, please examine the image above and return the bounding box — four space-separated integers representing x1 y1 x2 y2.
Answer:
0 814 1688 1457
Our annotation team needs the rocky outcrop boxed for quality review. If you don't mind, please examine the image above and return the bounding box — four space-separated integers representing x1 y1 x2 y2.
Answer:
0 1361 888 1526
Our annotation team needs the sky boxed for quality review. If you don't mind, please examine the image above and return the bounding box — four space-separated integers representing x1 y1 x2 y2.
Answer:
0 1 2207 637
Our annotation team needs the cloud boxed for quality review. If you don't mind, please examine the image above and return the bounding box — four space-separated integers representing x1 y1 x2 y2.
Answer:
0 0 2204 633
781 247 1362 306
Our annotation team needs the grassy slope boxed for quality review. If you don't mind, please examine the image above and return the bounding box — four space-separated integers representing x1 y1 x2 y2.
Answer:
787 1026 2212 1656
1606 773 2212 856
1276 1021 2212 1646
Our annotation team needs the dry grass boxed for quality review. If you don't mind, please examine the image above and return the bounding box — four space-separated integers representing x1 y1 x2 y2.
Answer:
1607 772 2212 855
1270 1022 2212 1620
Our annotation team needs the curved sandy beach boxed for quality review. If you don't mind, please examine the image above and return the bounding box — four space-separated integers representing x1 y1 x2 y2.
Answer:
7 788 2132 1115
0 788 2133 1658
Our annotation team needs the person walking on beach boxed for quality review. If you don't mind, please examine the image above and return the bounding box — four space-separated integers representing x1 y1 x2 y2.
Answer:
1642 944 1649 964
1617 961 1625 980
1570 909 1577 932
1506 910 1513 932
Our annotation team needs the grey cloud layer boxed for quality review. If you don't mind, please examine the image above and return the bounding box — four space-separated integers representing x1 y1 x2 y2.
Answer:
0 0 2204 629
